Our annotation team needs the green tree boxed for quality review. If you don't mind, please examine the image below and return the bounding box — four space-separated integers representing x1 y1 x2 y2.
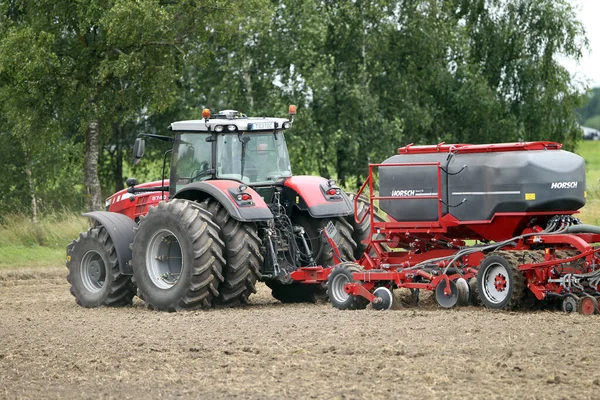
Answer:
578 87 600 129
0 0 263 215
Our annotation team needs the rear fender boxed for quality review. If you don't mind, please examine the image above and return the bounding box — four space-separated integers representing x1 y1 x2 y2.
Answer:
173 180 273 222
83 211 137 275
283 176 353 218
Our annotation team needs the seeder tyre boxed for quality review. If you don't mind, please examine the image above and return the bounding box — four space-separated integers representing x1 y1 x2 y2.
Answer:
578 295 598 315
477 252 526 310
327 263 369 310
562 294 578 313
201 199 262 307
66 227 136 307
132 200 225 311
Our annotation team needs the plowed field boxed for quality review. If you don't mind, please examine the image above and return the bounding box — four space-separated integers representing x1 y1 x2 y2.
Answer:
1 267 600 399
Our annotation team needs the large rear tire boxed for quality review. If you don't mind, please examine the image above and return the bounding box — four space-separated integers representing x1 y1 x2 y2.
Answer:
66 226 136 307
200 199 262 307
293 214 356 266
132 200 225 311
345 193 384 259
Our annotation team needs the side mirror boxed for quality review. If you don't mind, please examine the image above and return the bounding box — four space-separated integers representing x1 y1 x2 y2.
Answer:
132 138 145 165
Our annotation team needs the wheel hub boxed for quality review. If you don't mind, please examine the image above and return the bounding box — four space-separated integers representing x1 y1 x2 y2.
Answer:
89 260 102 281
494 274 507 292
146 229 183 289
81 250 106 293
482 262 511 305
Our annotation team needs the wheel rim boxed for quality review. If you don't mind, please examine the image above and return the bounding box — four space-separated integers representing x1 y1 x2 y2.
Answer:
373 287 393 310
146 229 183 289
81 250 106 293
562 296 577 313
482 262 510 305
330 272 351 304
580 296 597 315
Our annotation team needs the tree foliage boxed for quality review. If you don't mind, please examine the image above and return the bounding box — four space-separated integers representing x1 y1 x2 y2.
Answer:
0 0 590 215
578 87 600 130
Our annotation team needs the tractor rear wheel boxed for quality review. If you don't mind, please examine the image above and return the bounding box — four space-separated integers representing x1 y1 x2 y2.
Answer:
327 263 369 310
200 199 262 307
268 215 356 303
132 200 225 311
66 226 136 307
346 193 385 259
477 251 526 310
293 214 356 266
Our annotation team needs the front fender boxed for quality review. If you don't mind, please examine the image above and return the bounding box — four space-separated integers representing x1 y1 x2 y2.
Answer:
83 211 137 275
173 180 273 222
283 176 353 218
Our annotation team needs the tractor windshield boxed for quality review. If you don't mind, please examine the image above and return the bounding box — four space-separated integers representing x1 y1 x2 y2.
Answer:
217 131 292 184
172 133 212 191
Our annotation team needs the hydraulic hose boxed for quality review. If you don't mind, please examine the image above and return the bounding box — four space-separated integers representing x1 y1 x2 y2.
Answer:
565 224 600 235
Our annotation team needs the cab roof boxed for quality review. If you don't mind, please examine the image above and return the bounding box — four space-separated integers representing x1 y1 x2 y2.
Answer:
170 111 290 133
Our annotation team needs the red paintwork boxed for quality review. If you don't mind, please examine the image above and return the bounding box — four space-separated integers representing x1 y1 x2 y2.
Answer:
283 175 331 207
203 180 269 209
107 180 169 220
398 141 561 154
292 141 600 310
290 266 331 283
106 178 271 222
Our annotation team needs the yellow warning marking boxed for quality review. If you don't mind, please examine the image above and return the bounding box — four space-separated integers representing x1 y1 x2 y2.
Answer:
525 193 536 201
585 191 587 198
67 256 71 262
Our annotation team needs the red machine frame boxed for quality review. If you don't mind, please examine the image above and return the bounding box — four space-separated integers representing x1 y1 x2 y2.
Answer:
324 142 600 311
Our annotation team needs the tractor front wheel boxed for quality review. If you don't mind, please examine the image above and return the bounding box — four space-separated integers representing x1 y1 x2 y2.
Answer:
132 200 225 311
66 226 136 307
477 252 526 310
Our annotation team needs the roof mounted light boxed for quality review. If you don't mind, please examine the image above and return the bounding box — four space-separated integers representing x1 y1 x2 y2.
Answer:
214 125 224 133
227 124 236 132
282 121 291 129
288 105 297 116
202 108 211 121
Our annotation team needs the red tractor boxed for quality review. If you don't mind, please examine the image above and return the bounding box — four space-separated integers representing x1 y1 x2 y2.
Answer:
326 142 600 314
67 107 372 310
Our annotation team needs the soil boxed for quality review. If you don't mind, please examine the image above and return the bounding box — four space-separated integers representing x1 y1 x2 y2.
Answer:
2 267 600 400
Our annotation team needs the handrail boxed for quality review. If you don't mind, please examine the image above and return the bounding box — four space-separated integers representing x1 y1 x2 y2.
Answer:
354 178 371 225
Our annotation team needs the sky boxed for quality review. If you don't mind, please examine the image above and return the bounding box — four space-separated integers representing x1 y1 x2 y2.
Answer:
561 1 600 88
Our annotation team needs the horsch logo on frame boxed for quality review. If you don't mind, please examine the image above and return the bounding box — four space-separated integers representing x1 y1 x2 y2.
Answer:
550 181 578 189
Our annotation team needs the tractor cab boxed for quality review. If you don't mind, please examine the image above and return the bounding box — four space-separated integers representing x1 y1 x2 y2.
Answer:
169 108 295 196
